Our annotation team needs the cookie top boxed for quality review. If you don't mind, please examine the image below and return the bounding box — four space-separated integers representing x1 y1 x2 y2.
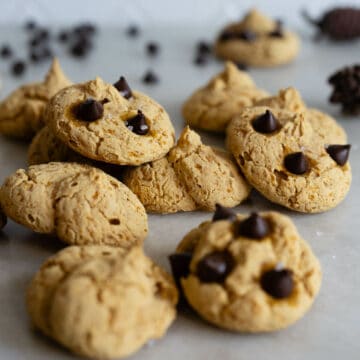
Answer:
46 77 175 165
0 58 71 139
177 211 322 332
182 62 268 132
214 9 300 67
0 162 148 246
123 127 251 213
49 246 178 359
226 106 351 212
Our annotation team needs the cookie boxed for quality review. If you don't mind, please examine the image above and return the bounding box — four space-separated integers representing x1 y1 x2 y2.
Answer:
123 127 251 213
226 106 351 212
0 162 148 246
182 62 268 132
214 9 300 67
45 77 175 165
48 246 178 359
175 211 322 332
0 58 71 139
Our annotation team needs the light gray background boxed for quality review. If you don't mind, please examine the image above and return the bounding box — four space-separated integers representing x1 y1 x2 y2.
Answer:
0 1 360 359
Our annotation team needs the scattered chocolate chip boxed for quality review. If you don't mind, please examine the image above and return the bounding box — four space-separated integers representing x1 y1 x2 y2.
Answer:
125 110 149 135
237 213 270 239
252 110 279 133
212 204 237 222
28 36 41 48
11 60 26 76
29 47 53 63
126 25 140 37
24 20 36 31
236 62 248 71
74 23 97 37
0 45 12 58
101 98 110 105
70 39 92 57
74 98 104 122
219 30 239 41
169 252 193 287
197 251 234 283
58 30 69 43
197 41 212 54
284 152 309 174
35 28 49 41
142 70 159 84
326 144 351 165
269 28 283 37
114 76 132 99
194 54 207 66
239 30 257 41
146 42 159 56
261 268 294 299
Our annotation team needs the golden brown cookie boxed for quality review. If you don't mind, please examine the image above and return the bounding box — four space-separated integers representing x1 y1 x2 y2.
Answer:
182 62 268 132
0 162 148 246
175 211 322 332
46 77 175 165
123 127 251 213
0 58 71 139
214 9 300 67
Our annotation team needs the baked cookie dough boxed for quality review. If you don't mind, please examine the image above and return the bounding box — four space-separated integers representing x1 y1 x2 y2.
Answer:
214 9 300 67
45 77 175 165
226 106 351 212
174 210 321 332
123 126 251 213
0 58 71 139
0 162 148 246
28 245 178 359
182 62 268 132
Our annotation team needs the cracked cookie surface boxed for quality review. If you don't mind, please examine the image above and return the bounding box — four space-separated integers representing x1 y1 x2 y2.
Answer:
0 162 148 246
46 77 175 165
178 211 322 332
214 9 300 67
182 62 268 132
123 127 251 213
0 58 71 139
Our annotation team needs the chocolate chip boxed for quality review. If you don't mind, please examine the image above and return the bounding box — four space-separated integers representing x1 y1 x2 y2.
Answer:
261 268 294 299
197 41 212 54
252 110 279 134
284 152 309 174
197 251 234 283
326 144 351 165
146 42 159 56
142 70 159 84
212 204 237 222
114 76 132 99
237 213 270 239
73 23 97 37
29 47 53 63
194 54 208 66
11 60 26 76
0 45 12 58
236 62 248 71
219 30 239 41
126 25 140 37
70 39 92 58
125 110 149 135
58 30 69 43
269 29 283 37
169 252 193 286
24 20 36 31
239 30 257 41
74 98 104 122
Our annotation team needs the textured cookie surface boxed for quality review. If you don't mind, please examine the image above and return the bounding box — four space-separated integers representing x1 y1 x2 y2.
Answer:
182 62 268 132
46 77 175 165
49 246 178 359
226 106 351 212
0 58 71 139
0 162 148 246
214 9 300 67
179 211 322 332
123 127 251 213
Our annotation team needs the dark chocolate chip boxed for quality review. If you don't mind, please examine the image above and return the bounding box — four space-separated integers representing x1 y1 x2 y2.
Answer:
194 54 208 66
101 98 110 105
24 20 36 31
326 144 351 165
73 23 97 37
0 45 12 58
197 251 234 283
69 39 92 57
236 62 248 71
146 42 159 56
219 30 239 41
252 110 279 134
269 29 284 37
237 212 270 239
58 30 69 43
29 47 53 63
35 28 49 41
11 60 26 76
142 70 159 84
114 76 132 99
74 98 104 122
169 252 193 286
239 30 257 41
197 41 212 54
284 152 309 174
212 204 237 222
125 110 149 135
261 268 294 299
126 25 140 37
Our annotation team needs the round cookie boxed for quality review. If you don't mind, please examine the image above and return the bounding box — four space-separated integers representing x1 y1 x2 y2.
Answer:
123 127 251 213
27 245 126 337
226 106 351 213
177 211 322 332
46 77 175 165
0 162 148 246
214 9 300 67
0 58 71 139
182 62 268 132
49 246 178 359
